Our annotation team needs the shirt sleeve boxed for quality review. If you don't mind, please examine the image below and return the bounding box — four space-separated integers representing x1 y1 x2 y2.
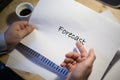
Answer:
0 32 7 54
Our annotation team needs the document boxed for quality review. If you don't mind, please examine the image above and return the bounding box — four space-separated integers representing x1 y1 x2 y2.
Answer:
6 0 120 80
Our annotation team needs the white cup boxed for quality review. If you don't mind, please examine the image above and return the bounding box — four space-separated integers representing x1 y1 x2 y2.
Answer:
16 2 33 21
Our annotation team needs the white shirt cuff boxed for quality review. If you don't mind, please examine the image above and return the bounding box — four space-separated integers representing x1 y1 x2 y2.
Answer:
0 32 7 54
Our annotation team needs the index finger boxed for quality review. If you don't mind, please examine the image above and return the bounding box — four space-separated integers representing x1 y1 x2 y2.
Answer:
15 21 29 27
76 41 87 57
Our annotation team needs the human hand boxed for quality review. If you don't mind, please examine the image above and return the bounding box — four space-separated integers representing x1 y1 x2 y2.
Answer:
5 21 35 50
61 41 96 80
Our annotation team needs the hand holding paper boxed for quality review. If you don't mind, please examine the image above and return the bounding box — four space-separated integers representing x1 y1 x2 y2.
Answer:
4 21 35 50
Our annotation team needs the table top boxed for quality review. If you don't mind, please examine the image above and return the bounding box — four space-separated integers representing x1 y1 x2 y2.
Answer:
0 0 120 80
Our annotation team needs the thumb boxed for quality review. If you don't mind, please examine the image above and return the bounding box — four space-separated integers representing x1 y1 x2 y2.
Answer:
26 25 35 34
20 25 35 38
87 49 96 65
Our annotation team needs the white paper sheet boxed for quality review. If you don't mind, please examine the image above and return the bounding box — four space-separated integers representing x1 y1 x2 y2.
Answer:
100 10 119 23
6 0 120 80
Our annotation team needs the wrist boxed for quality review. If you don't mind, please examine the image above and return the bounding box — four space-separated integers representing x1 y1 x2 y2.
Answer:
4 31 14 51
69 76 88 80
0 32 7 52
68 73 89 80
80 77 88 80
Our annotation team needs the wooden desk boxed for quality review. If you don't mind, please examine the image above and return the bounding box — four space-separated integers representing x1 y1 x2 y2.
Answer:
0 0 120 80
